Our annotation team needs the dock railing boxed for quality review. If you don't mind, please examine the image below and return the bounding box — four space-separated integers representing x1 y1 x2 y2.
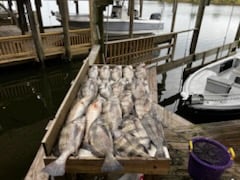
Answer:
104 30 239 75
0 28 91 64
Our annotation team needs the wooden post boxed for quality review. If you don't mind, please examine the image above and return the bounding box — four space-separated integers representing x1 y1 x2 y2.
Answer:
74 0 79 14
7 0 13 12
139 0 143 17
188 0 208 68
57 0 72 60
170 0 178 32
235 22 240 43
34 0 44 33
89 0 99 45
24 0 45 66
189 0 207 54
16 0 28 34
129 0 134 38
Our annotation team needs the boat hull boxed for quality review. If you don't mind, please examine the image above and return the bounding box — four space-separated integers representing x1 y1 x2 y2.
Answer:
181 52 240 112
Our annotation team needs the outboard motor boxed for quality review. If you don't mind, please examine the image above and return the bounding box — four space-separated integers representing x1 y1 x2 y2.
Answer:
150 13 161 20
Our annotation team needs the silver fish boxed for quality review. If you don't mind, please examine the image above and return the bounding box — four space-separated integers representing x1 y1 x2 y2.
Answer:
43 117 86 176
123 65 134 83
66 96 92 123
111 65 122 81
113 130 148 157
100 65 110 81
134 97 152 119
88 65 99 80
79 79 98 99
131 79 149 100
84 96 105 143
135 63 147 80
112 79 125 97
88 118 122 172
121 116 151 150
120 91 133 117
103 97 122 132
99 82 112 99
141 113 164 158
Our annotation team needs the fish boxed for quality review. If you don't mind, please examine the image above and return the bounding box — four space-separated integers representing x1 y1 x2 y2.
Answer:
66 96 92 123
141 113 165 158
99 82 112 99
121 116 151 150
131 79 149 100
111 65 122 81
42 117 86 176
113 130 148 157
88 118 123 172
103 97 122 132
123 65 134 83
112 79 125 97
84 96 105 144
88 65 99 80
134 97 152 119
120 91 134 117
79 78 98 99
135 63 147 80
100 65 110 81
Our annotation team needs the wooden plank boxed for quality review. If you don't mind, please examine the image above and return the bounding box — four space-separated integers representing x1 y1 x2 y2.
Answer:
25 145 49 180
44 157 170 175
41 59 89 155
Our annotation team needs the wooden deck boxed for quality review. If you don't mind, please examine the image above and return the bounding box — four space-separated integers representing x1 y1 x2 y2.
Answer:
25 65 240 180
0 28 91 65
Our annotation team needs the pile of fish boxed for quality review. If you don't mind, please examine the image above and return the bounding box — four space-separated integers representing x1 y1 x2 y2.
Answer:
43 64 165 177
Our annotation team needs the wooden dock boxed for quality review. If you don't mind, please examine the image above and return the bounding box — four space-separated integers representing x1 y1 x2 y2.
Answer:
25 62 240 180
0 28 91 65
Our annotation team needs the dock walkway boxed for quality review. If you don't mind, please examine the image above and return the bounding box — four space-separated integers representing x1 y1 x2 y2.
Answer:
25 67 240 180
0 28 91 65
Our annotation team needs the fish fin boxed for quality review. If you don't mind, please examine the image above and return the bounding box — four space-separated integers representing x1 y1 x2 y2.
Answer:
101 153 123 172
42 150 72 176
42 159 65 177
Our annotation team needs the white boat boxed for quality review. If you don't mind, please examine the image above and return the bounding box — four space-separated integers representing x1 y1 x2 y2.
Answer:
180 52 240 111
52 1 164 37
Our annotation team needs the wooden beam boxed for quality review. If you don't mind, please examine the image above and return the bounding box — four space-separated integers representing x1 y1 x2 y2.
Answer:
189 0 207 55
170 0 178 32
129 0 134 38
89 0 98 45
24 0 45 65
139 0 143 17
57 0 72 60
16 0 28 34
74 0 79 14
34 0 44 33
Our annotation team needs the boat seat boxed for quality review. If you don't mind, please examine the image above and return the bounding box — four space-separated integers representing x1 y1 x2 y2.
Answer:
229 83 240 94
205 75 232 94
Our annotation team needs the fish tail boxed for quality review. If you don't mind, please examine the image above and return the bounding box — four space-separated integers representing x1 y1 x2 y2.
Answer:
101 153 123 172
155 146 165 158
42 150 71 176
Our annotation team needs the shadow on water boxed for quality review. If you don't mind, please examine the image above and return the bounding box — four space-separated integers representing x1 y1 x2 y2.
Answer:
0 56 85 179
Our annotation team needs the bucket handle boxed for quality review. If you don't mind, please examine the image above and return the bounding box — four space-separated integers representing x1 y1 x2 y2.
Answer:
189 140 193 152
228 147 236 160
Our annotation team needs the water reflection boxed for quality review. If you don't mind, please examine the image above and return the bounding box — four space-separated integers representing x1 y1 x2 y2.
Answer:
0 59 84 179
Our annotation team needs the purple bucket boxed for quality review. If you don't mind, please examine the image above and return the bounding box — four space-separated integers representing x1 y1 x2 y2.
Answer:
188 137 233 180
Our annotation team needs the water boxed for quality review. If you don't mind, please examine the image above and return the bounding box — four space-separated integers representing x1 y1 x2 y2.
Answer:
0 1 239 179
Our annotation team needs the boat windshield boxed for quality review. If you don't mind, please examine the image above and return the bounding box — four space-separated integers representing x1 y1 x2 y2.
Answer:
219 59 233 73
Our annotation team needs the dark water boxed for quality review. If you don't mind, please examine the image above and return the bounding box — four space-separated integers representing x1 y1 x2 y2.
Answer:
0 58 85 179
